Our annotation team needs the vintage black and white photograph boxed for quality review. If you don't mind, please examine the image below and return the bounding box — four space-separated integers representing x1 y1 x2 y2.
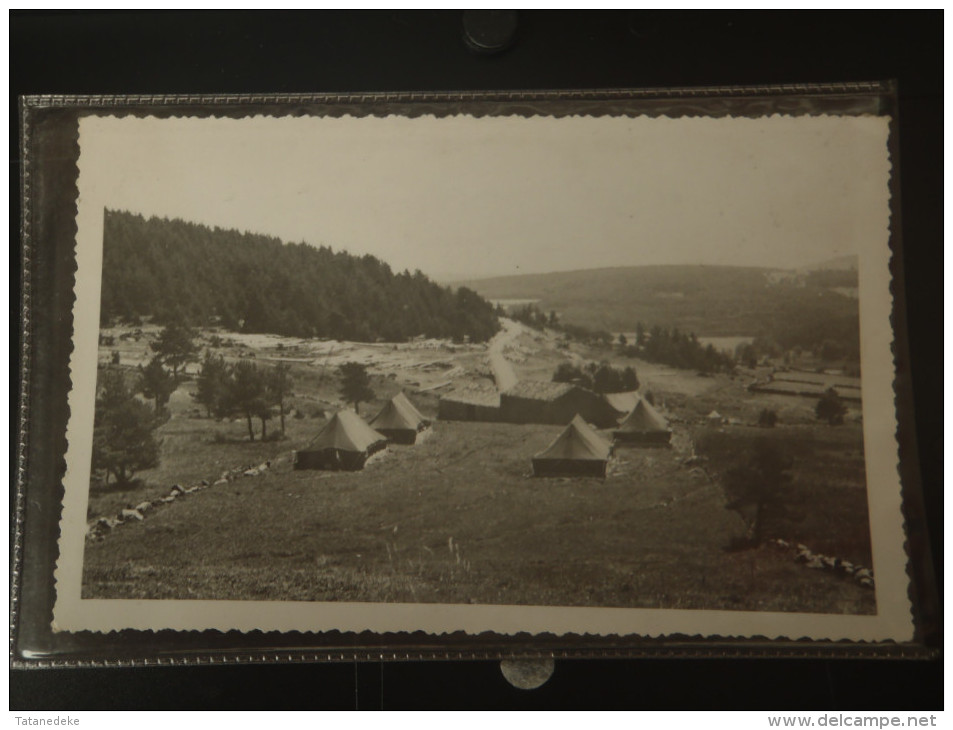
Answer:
54 109 910 639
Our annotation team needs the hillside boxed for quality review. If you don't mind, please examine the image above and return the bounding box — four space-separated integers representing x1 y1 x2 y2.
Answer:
85 319 873 615
805 254 858 272
100 210 500 343
455 264 860 354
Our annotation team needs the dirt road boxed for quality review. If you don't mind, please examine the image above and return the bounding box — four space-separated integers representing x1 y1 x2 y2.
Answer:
486 318 521 391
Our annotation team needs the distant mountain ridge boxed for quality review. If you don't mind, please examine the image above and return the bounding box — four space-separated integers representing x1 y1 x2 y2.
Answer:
100 210 500 343
454 263 860 354
804 254 859 272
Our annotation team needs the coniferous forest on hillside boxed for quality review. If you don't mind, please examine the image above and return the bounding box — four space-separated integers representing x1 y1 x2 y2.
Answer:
99 210 500 343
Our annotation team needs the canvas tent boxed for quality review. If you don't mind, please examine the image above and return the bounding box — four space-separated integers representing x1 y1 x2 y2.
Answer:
603 390 641 419
532 414 612 478
369 392 431 444
706 410 725 425
612 397 672 446
293 410 388 471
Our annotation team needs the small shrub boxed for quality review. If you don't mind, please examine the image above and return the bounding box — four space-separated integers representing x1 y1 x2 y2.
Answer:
722 439 794 547
816 388 847 426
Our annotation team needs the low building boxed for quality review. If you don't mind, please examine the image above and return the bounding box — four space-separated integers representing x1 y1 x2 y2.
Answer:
500 381 620 428
437 389 501 422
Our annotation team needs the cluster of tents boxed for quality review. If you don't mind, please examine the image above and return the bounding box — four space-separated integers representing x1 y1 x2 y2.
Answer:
293 393 430 471
532 395 672 478
294 390 673 479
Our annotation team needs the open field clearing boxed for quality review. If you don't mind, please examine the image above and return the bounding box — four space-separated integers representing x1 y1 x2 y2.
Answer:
82 418 874 613
100 323 491 392
85 322 873 614
771 371 862 390
83 421 873 613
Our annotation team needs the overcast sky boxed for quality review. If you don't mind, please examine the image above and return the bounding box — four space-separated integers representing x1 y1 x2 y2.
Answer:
78 113 890 281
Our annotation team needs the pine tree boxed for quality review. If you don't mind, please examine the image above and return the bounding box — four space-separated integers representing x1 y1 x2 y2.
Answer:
194 351 230 418
268 362 294 436
92 369 161 486
635 322 646 347
815 387 847 425
621 366 639 391
226 361 270 441
723 440 793 547
338 362 375 415
150 316 198 380
592 362 620 394
138 355 175 416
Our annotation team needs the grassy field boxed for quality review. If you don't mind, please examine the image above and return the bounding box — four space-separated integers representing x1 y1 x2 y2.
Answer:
85 372 428 521
691 424 872 567
84 421 873 614
84 322 874 614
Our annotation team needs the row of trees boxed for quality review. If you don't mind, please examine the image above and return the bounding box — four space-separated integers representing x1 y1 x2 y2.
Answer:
508 304 558 330
93 319 203 486
552 361 639 394
508 303 616 347
510 296 858 372
193 354 294 441
622 324 735 374
508 303 736 374
93 356 295 486
100 209 500 343
93 354 378 486
735 336 859 370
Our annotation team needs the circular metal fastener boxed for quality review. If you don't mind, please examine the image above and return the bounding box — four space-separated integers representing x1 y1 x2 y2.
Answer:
500 656 555 690
463 10 519 54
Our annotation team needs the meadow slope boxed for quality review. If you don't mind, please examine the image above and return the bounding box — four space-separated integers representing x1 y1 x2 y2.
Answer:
455 264 859 338
84 323 873 614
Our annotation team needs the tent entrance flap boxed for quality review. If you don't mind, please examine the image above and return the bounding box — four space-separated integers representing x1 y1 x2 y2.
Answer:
376 428 418 445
